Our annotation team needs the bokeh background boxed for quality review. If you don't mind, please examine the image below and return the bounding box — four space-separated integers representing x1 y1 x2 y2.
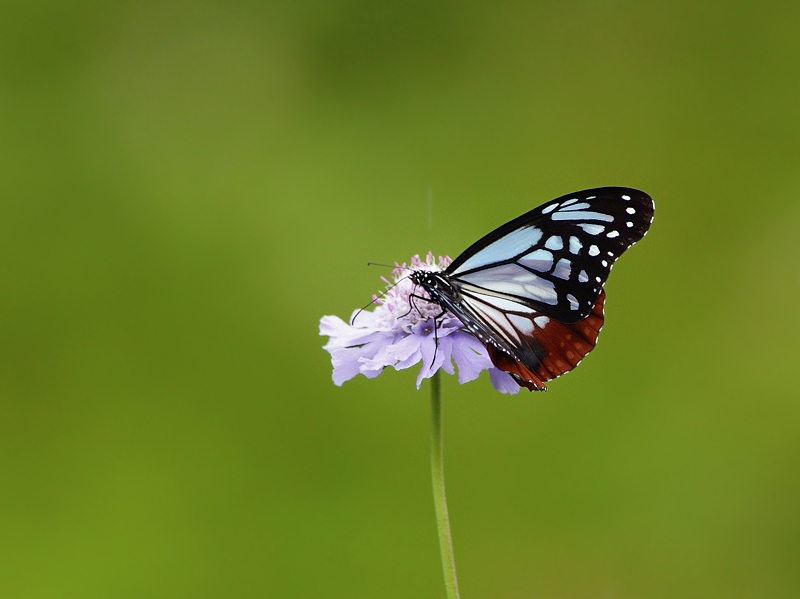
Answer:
2 1 799 597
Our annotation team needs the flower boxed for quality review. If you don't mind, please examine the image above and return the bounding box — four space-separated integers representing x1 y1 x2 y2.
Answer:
319 252 521 394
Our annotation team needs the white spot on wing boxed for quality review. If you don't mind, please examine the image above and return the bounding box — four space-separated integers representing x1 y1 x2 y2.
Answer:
622 195 631 200
561 198 580 207
541 203 557 214
607 230 620 238
588 245 600 256
569 236 582 254
626 207 636 214
534 316 549 327
578 270 589 283
626 221 634 227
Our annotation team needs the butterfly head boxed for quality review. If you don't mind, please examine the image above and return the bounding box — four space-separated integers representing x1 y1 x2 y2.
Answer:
409 270 459 306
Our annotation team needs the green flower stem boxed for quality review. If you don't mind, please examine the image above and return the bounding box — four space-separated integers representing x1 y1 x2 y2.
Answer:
430 371 461 599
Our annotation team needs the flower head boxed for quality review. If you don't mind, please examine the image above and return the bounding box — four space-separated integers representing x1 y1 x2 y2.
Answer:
319 252 520 394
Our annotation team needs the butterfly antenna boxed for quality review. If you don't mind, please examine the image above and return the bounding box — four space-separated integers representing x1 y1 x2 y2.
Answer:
351 293 383 325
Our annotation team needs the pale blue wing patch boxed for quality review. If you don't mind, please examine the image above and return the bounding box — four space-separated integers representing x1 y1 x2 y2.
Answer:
458 268 559 305
579 224 605 235
552 258 571 281
552 211 615 222
545 235 563 250
559 202 591 211
466 299 522 344
508 313 535 335
518 249 553 272
452 225 543 273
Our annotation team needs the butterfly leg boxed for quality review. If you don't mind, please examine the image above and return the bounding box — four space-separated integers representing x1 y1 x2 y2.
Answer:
401 286 432 320
427 306 450 369
406 292 438 319
407 291 449 369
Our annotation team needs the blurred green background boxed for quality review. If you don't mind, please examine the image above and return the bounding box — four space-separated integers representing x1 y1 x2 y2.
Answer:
2 1 799 597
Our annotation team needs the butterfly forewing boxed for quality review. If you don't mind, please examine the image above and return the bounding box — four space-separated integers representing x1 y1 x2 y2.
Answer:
447 187 654 323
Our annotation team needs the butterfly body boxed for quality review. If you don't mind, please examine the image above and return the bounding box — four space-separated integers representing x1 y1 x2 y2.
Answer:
410 187 654 391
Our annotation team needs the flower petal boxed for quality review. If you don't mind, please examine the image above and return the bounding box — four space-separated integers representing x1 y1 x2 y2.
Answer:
415 334 442 388
359 338 398 374
450 332 493 384
385 333 422 365
328 347 369 386
489 368 521 394
319 315 384 350
433 335 456 376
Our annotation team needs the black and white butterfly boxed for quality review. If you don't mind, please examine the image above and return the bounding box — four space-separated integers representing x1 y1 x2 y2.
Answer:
410 187 654 391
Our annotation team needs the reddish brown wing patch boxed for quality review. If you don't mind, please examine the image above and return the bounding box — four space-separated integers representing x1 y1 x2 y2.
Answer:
489 291 606 391
487 345 548 391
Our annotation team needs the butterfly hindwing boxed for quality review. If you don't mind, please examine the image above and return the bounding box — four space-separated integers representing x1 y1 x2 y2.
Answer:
459 286 606 390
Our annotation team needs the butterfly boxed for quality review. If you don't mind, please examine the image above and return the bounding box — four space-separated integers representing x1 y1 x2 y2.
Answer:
409 187 654 391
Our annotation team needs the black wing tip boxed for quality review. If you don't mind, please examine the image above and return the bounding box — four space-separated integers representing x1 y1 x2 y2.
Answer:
576 185 652 203
550 186 654 219
581 185 650 196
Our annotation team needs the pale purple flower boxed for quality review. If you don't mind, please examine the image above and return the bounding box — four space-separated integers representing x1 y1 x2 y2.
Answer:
319 252 520 394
